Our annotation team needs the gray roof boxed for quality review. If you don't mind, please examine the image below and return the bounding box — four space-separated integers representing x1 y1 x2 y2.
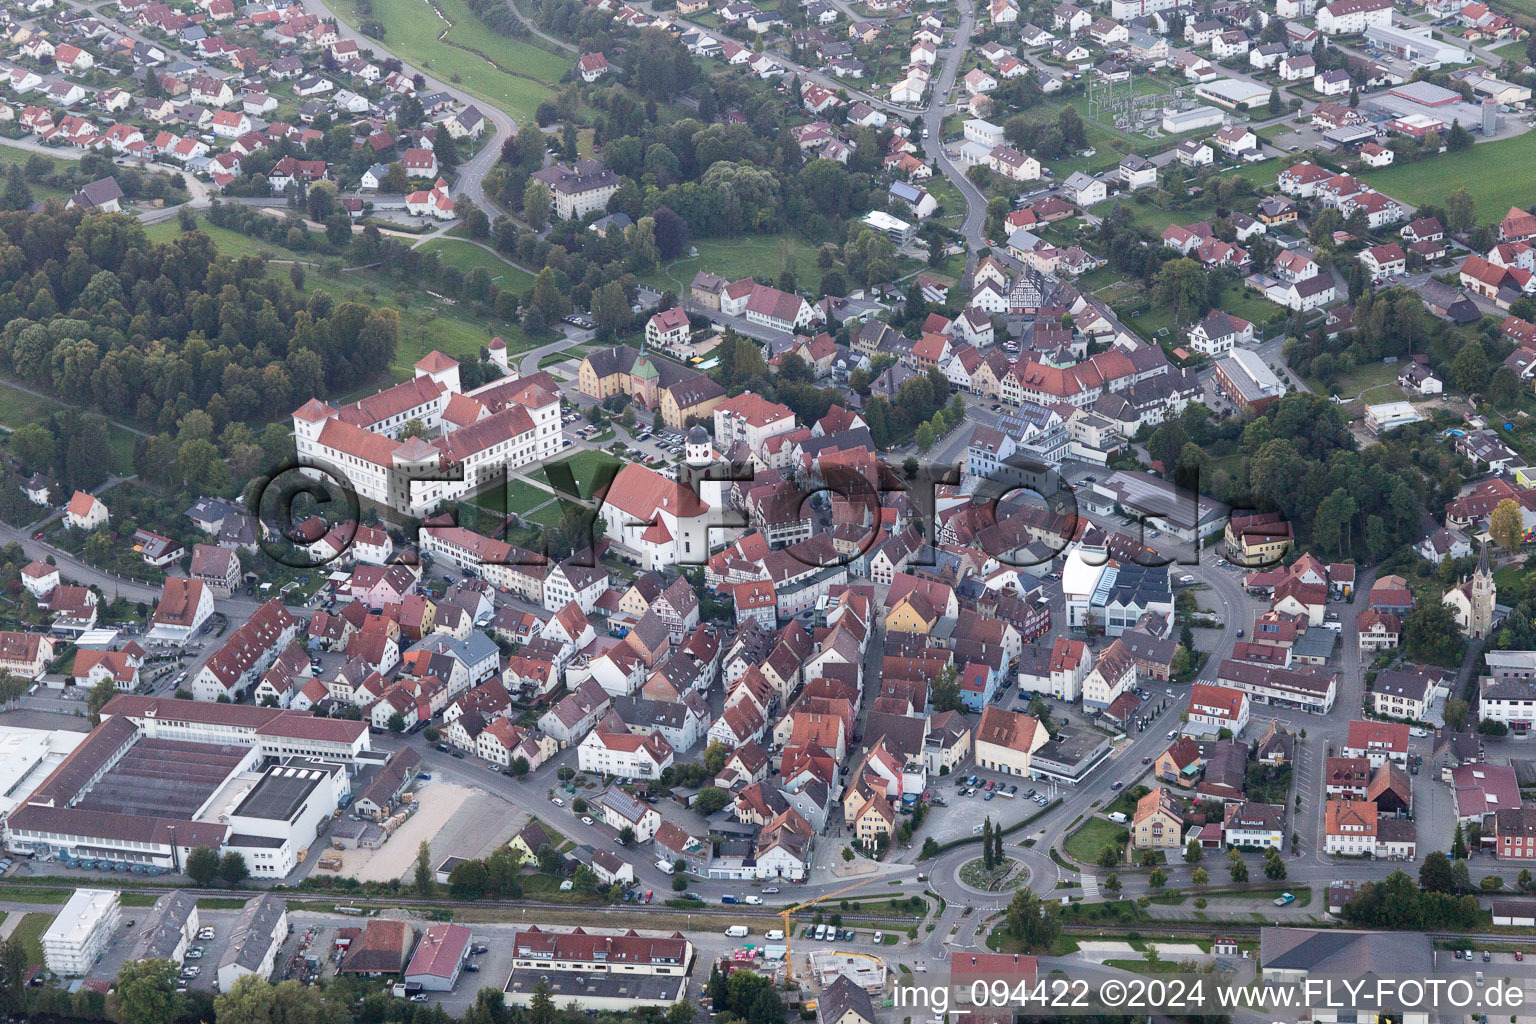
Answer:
818 974 877 1024
129 889 197 961
1259 928 1430 976
220 894 287 973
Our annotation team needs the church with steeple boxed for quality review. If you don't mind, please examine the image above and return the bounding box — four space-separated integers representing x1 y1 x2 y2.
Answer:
1443 541 1497 639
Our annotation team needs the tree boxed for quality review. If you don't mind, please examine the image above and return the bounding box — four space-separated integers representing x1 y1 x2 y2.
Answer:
1003 888 1061 951
0 938 23 1015
1268 86 1283 115
86 676 118 726
1 165 31 212
1404 600 1465 666
185 845 219 886
1446 186 1476 232
448 858 490 899
1452 339 1489 393
1149 866 1168 888
9 422 56 470
591 281 631 340
112 959 181 1024
1154 258 1209 325
1444 698 1470 731
529 979 557 1024
1451 822 1468 860
416 840 435 895
215 976 347 1024
703 740 731 776
1103 873 1121 892
1097 843 1120 868
1447 119 1473 152
1185 839 1202 863
1229 856 1249 882
219 851 248 887
523 179 550 230
1263 850 1287 880
1420 850 1454 893
1192 866 1209 886
930 664 963 712
694 787 731 815
1491 498 1523 551
510 755 530 777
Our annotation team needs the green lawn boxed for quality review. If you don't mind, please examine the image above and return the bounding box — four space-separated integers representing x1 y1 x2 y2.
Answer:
1063 816 1129 863
418 239 536 293
149 215 552 388
1360 130 1536 219
1307 357 1407 403
538 449 622 499
144 215 313 262
0 382 137 475
1217 282 1285 329
332 0 564 123
639 235 827 295
9 913 55 967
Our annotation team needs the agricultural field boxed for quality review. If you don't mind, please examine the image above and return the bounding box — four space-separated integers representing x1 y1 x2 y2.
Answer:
332 0 568 123
1360 130 1536 220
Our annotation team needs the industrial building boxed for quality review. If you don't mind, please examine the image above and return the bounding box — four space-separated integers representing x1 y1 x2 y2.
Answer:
1161 104 1225 133
4 697 368 877
1364 24 1469 67
405 924 472 991
1367 80 1498 136
1193 79 1271 109
1214 350 1289 415
0 724 85 845
42 889 121 976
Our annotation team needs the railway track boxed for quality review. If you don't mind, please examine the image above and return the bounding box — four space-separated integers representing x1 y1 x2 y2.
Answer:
4 878 915 925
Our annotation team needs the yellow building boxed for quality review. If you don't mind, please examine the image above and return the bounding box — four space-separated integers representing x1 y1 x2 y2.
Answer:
842 780 896 849
884 593 938 635
1131 786 1184 850
1224 512 1294 567
578 345 725 430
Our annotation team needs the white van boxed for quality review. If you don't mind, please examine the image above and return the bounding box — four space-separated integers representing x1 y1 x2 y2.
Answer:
725 926 749 938
655 859 675 874
814 924 828 941
1107 812 1128 824
766 930 785 941
745 895 763 905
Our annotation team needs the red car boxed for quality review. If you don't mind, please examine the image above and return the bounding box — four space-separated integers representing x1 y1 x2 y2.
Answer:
984 780 995 791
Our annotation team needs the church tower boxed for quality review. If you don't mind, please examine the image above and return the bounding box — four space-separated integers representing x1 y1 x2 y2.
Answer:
1470 540 1496 638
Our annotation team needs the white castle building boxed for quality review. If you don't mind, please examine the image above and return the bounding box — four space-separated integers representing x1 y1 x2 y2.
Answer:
292 351 562 517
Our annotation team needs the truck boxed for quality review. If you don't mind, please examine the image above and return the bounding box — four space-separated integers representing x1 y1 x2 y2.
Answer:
725 926 749 938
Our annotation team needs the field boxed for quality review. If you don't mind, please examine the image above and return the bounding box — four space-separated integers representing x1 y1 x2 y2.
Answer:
332 0 566 123
148 216 550 385
1119 281 1284 343
9 912 55 966
1360 129 1536 219
1307 356 1408 403
418 239 536 293
1063 816 1129 863
0 382 138 475
144 215 315 262
640 235 828 296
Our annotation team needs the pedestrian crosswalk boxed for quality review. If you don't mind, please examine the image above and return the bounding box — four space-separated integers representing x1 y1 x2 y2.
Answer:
1080 873 1099 899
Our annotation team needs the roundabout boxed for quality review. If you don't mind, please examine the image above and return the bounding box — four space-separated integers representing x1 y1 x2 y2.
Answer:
958 855 1029 892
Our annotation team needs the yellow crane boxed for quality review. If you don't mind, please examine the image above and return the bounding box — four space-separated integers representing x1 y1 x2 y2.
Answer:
779 877 873 985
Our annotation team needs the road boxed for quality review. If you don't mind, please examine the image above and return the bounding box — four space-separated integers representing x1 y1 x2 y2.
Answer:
302 0 517 216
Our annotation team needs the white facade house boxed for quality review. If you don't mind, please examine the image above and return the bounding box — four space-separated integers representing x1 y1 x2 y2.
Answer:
42 889 121 976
